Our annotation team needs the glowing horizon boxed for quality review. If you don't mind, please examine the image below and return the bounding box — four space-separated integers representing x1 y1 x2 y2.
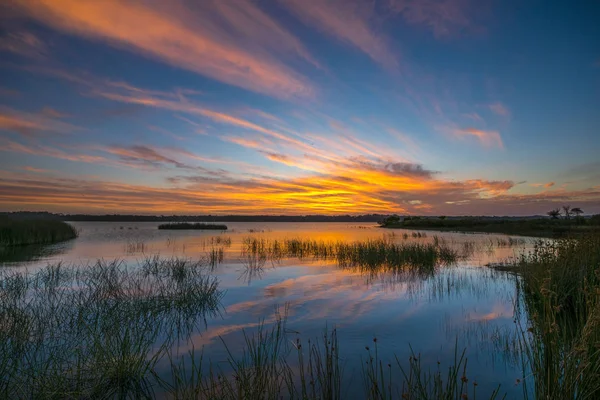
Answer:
1 1 599 215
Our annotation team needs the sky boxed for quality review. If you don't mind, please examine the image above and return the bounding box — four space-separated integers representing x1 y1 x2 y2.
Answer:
0 0 599 216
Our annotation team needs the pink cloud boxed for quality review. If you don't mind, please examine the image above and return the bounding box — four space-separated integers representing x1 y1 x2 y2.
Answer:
280 0 399 70
452 127 504 148
12 0 315 99
489 102 510 117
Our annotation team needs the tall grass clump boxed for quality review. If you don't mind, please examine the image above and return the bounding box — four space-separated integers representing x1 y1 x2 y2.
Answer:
515 233 600 399
241 237 458 276
0 258 223 398
0 218 77 247
158 223 228 230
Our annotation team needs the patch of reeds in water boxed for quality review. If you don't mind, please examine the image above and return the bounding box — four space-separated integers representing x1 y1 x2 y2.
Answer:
163 315 505 400
241 237 458 276
0 257 223 398
0 219 77 247
158 222 228 230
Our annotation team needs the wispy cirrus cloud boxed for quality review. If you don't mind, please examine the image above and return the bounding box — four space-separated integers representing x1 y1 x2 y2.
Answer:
280 0 399 70
451 127 503 148
489 102 510 117
0 30 48 58
11 0 316 99
389 0 486 38
0 106 79 137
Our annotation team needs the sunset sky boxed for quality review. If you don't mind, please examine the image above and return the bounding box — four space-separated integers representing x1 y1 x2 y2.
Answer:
1 0 599 215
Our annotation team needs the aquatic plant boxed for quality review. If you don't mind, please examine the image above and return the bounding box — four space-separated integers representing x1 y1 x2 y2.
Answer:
0 219 77 247
515 233 600 399
0 258 223 398
241 237 458 274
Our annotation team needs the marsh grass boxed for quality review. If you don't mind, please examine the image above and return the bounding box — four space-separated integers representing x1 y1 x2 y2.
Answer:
164 317 503 400
515 233 600 399
0 258 223 398
125 239 147 254
158 223 228 230
0 219 77 247
241 237 458 276
362 340 505 400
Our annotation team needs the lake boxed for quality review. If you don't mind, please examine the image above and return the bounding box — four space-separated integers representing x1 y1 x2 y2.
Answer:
1 221 536 398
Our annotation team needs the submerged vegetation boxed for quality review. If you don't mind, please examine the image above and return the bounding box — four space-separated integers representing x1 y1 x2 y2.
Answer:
158 222 228 230
0 217 77 247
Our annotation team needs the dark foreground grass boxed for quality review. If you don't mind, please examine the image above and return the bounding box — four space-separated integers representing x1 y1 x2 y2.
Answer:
0 258 222 398
158 222 228 230
0 218 77 247
514 233 600 399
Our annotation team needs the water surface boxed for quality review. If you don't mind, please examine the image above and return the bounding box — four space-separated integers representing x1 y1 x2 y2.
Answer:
2 221 534 398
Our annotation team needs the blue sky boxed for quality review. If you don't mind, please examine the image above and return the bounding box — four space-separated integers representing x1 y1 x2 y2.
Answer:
0 0 599 215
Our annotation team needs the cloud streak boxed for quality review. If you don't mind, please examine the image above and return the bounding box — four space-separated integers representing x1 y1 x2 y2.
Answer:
452 128 503 148
281 0 398 69
12 0 316 99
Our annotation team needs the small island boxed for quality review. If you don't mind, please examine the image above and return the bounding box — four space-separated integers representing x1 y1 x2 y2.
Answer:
0 218 78 247
157 222 228 230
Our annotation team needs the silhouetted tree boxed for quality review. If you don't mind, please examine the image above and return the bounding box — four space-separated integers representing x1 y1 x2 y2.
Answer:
379 214 400 226
547 208 561 219
572 207 583 217
562 205 572 220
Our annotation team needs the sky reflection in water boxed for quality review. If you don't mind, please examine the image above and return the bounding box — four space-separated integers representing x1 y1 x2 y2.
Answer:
2 221 533 397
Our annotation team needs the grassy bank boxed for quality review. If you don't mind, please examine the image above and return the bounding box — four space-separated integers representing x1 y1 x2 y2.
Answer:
0 218 77 247
514 232 600 399
381 217 599 238
158 222 228 230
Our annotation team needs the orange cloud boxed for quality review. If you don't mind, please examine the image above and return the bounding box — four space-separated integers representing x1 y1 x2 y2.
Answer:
12 0 315 99
452 127 503 148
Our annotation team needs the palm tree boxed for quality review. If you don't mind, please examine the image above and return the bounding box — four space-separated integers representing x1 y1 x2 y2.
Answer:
562 205 572 220
572 207 584 217
547 208 561 219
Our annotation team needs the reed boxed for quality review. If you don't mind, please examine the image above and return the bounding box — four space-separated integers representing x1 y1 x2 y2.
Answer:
241 237 458 274
0 257 223 398
0 219 77 247
515 233 600 399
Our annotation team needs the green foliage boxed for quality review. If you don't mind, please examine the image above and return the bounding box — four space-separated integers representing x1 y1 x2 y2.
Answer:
0 219 77 247
379 215 401 226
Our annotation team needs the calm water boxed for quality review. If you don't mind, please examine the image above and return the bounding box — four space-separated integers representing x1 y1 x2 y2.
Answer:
2 222 536 398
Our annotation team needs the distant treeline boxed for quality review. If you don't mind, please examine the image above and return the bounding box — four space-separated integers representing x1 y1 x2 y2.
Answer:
2 212 387 223
0 211 570 223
